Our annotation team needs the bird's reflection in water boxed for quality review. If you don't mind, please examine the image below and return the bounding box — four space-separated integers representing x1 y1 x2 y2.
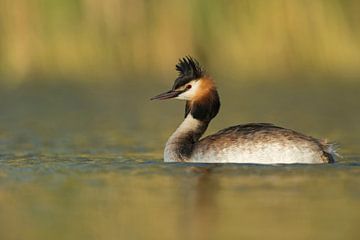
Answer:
178 165 221 240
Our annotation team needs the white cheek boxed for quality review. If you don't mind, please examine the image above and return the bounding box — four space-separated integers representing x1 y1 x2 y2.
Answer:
176 82 201 100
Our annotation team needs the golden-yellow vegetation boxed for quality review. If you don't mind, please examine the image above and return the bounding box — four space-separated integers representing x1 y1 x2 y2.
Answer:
0 0 359 82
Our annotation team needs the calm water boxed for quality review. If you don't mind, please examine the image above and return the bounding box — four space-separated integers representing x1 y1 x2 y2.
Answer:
0 79 359 240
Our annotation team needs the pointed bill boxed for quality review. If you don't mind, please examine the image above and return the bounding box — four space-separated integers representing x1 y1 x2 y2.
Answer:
150 90 182 100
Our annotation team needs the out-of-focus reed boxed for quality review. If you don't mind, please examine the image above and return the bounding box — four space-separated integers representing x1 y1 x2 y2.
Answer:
0 0 359 83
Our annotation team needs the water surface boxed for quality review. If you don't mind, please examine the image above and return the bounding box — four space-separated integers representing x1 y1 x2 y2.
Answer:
0 79 359 240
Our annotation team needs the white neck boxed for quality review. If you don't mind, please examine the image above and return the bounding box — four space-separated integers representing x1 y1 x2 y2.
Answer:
164 115 208 162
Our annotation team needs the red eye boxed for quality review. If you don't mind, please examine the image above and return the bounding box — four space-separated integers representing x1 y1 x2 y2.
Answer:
186 85 192 89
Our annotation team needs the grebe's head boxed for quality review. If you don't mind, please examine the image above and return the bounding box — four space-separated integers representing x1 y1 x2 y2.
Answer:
151 56 206 101
151 56 220 121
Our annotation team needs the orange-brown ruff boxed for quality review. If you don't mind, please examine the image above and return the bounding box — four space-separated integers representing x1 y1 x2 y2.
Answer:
151 56 336 164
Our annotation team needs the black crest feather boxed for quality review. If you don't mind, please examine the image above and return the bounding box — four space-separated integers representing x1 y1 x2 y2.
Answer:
172 56 204 90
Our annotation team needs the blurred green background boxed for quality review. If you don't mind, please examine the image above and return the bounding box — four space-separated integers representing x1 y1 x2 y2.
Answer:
0 0 359 83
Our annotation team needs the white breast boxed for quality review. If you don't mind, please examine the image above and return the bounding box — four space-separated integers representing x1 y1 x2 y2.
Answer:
191 142 325 164
164 115 202 162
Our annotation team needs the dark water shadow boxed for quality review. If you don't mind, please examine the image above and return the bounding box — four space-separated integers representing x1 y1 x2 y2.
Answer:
176 166 220 240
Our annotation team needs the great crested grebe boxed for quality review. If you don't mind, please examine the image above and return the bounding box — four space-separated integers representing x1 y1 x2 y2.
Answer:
151 56 336 164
